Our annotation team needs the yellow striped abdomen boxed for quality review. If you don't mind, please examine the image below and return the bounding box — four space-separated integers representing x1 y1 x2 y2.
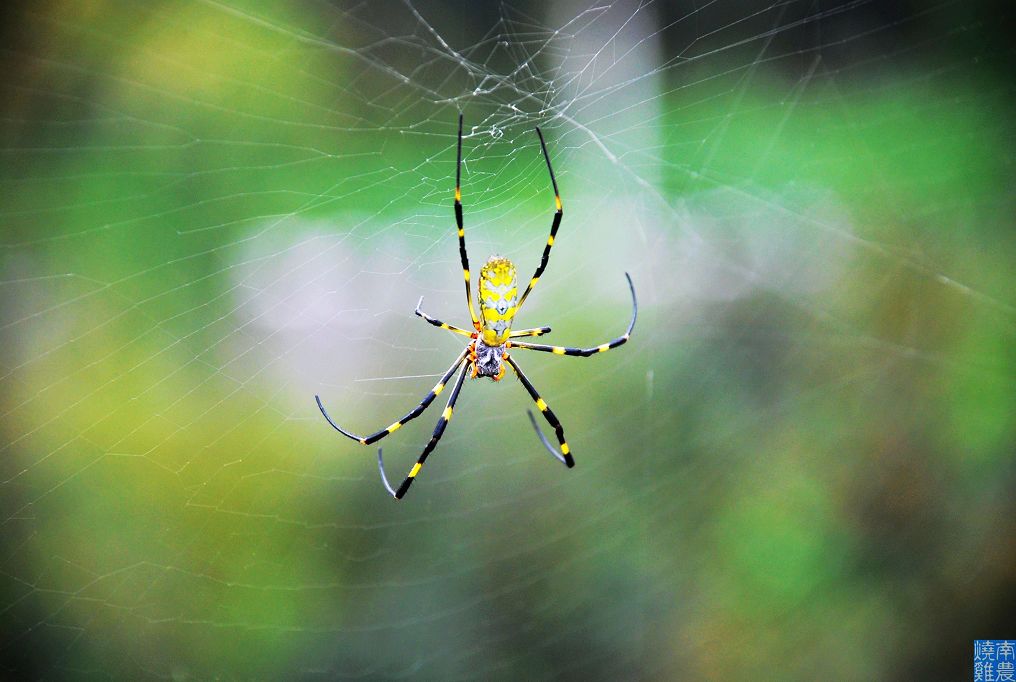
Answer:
478 255 517 346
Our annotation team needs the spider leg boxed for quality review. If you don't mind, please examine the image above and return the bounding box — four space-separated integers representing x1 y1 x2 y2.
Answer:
378 360 471 499
415 296 473 337
509 326 552 338
455 114 482 331
315 347 468 446
512 273 636 357
516 126 563 311
526 411 567 466
504 355 574 468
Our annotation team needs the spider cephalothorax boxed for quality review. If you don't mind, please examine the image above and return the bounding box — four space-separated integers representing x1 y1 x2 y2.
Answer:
472 339 507 379
315 114 637 500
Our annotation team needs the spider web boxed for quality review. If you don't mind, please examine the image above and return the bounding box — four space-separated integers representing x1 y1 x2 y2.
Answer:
1 0 1013 678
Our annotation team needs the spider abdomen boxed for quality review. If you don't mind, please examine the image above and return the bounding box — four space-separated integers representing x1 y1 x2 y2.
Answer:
478 255 518 346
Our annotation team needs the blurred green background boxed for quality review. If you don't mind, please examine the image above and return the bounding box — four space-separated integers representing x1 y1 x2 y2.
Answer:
1 0 1013 679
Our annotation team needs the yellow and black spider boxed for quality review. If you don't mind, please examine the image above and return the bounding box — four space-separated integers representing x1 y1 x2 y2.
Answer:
315 115 637 499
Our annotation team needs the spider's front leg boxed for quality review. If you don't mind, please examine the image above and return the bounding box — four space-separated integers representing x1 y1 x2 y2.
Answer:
378 360 472 499
504 355 574 468
512 273 637 358
316 347 469 446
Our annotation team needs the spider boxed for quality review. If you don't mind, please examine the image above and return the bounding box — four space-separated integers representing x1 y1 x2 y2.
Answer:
315 115 637 500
